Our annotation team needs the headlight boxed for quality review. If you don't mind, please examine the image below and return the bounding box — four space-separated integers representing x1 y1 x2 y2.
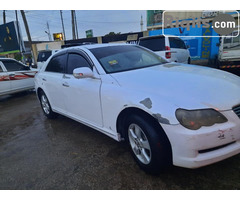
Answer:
175 108 228 130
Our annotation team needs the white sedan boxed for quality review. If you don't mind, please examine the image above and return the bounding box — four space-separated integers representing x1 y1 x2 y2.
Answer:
0 58 37 96
34 44 240 174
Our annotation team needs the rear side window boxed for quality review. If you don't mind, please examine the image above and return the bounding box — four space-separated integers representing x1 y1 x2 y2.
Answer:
139 37 165 51
0 65 3 72
2 60 28 72
45 54 67 73
37 51 52 62
169 37 187 49
66 53 91 74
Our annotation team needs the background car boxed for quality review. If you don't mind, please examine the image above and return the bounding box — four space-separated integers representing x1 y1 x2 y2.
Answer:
35 44 240 174
0 58 37 96
37 49 58 70
139 35 191 64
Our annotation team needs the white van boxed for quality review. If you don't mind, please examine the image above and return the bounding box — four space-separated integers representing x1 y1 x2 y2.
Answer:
218 30 240 64
37 50 58 70
139 35 191 64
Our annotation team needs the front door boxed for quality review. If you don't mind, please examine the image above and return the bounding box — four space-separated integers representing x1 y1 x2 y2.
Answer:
62 52 103 127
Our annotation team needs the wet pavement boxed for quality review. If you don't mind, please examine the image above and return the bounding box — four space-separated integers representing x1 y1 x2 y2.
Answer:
0 92 240 190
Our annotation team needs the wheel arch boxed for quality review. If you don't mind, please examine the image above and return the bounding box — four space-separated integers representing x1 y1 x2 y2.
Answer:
116 107 171 142
116 106 173 165
36 87 44 100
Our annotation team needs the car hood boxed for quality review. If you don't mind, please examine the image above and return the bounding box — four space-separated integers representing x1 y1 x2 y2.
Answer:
110 63 240 110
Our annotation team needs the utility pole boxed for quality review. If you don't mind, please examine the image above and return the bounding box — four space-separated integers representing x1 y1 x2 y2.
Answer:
20 10 37 65
71 10 76 40
46 21 51 41
60 10 66 40
140 15 143 32
20 10 32 48
3 10 6 24
15 10 25 62
74 11 79 39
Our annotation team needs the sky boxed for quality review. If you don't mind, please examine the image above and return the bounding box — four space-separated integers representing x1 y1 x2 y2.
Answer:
0 10 147 41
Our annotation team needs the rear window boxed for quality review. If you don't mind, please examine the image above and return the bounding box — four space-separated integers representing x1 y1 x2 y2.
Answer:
169 37 187 49
139 37 165 51
37 51 52 62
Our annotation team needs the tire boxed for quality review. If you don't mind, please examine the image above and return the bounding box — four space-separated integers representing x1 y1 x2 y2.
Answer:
39 91 57 119
125 114 172 174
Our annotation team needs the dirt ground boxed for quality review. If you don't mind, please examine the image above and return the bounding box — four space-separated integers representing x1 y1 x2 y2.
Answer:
0 91 240 190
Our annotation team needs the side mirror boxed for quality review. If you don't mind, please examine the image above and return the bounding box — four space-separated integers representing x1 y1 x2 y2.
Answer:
186 45 190 49
73 67 94 79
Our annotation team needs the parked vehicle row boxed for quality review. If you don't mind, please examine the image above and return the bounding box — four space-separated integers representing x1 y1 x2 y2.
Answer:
34 43 240 174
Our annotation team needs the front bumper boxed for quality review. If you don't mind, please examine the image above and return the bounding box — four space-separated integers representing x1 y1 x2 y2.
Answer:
161 110 240 168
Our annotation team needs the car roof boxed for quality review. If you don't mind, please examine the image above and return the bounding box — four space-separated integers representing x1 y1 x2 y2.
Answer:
0 58 17 61
75 43 130 50
54 43 133 55
139 34 178 40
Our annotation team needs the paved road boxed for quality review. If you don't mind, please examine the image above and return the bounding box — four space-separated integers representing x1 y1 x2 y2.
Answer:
0 92 240 189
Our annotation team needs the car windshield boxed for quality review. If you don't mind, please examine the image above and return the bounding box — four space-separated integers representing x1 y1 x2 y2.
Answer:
89 45 167 73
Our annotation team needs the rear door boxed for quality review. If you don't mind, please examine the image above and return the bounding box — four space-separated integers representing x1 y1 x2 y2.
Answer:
41 53 67 113
1 59 35 92
169 37 189 63
0 61 11 95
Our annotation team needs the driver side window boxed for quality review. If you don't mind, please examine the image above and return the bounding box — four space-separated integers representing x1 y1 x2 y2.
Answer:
67 53 91 74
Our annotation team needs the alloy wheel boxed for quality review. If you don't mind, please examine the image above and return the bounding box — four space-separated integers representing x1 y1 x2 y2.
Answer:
128 123 152 165
41 94 50 115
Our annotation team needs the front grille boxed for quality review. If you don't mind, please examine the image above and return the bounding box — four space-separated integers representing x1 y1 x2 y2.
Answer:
233 105 240 119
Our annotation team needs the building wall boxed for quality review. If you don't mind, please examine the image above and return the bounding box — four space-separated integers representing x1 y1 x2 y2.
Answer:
35 41 64 52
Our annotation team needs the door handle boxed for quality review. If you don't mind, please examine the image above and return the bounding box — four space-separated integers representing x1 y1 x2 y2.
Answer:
42 78 46 81
62 82 69 87
63 74 71 79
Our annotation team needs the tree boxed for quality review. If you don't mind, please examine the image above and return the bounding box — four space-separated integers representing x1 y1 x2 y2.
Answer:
104 32 121 37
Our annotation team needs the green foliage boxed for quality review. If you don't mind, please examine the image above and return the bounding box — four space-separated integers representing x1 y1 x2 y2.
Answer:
104 32 121 37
